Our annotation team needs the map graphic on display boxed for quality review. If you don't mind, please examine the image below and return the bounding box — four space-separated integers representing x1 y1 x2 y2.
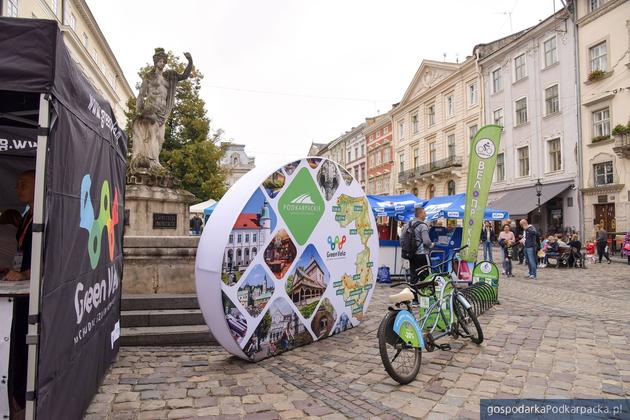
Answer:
196 158 379 362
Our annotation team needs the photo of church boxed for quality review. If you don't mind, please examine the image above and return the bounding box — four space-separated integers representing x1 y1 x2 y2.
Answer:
237 265 275 317
285 245 330 318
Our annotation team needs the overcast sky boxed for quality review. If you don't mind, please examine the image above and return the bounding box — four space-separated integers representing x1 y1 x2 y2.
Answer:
86 0 562 162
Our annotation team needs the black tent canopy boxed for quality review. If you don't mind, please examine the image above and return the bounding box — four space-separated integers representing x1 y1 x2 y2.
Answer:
0 18 127 420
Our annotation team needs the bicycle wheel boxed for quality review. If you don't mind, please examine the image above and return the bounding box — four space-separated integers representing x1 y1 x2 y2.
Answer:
453 295 483 344
378 310 421 384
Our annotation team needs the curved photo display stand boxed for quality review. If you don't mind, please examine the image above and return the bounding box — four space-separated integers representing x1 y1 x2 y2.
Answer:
196 157 379 361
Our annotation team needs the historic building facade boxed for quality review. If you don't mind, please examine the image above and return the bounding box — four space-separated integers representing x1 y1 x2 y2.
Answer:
574 0 630 235
475 10 580 234
365 113 394 195
220 143 256 189
392 58 481 199
342 124 367 189
2 0 133 124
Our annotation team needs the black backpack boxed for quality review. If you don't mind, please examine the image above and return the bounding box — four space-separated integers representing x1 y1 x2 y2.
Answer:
400 220 424 260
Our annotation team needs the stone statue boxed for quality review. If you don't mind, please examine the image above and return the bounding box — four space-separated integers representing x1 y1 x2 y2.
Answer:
130 48 193 172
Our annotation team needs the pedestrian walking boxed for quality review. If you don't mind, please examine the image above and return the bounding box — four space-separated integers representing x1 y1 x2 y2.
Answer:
498 224 515 277
595 224 611 264
480 221 495 262
520 219 538 279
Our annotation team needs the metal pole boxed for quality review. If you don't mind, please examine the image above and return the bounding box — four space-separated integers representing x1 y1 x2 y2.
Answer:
25 93 50 420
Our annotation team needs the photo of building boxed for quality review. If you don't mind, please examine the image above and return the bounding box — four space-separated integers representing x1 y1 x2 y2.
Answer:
317 160 340 201
243 298 313 360
264 229 297 279
263 170 285 199
236 265 275 317
222 188 276 278
285 245 330 318
311 298 337 339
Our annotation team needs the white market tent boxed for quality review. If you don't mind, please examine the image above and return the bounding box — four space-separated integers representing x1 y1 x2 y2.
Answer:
190 199 216 214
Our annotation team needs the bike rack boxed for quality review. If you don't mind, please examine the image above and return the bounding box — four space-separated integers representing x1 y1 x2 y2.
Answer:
460 283 498 318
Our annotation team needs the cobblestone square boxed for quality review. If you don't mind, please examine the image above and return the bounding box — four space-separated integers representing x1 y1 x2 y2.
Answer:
87 259 630 419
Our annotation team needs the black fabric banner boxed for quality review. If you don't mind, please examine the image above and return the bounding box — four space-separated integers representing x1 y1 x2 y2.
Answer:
36 102 126 420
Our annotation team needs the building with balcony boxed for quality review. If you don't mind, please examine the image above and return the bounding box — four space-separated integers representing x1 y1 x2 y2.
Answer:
574 0 630 235
392 58 481 199
2 0 133 124
475 9 580 234
365 113 394 195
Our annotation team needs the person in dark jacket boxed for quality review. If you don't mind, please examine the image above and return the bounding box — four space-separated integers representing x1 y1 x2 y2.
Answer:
408 207 433 284
519 219 538 279
480 221 496 262
595 224 611 263
567 233 582 268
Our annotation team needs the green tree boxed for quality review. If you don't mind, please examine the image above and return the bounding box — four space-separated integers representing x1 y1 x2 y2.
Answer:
125 50 227 200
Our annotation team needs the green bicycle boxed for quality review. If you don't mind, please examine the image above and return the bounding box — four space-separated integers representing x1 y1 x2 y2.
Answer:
377 246 483 384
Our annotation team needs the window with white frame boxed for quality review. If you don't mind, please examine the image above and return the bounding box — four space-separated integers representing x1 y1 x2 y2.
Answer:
496 153 505 181
594 161 613 186
398 121 404 140
589 0 606 12
468 124 478 141
347 150 352 162
515 98 528 125
384 125 389 134
447 134 456 158
354 147 359 160
592 108 610 138
384 147 390 163
590 41 608 72
427 104 435 126
399 153 405 173
360 144 365 157
514 53 527 81
491 68 502 93
411 113 419 133
545 84 560 115
517 146 529 177
369 154 375 167
384 176 390 193
376 150 382 164
543 36 558 67
237 234 242 244
82 33 89 48
8 0 19 16
413 148 419 169
493 108 504 127
360 163 365 181
547 138 562 172
468 82 478 106
429 142 437 165
68 12 77 30
446 94 455 117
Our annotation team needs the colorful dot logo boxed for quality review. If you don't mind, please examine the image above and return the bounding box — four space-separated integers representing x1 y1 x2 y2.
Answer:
327 235 347 251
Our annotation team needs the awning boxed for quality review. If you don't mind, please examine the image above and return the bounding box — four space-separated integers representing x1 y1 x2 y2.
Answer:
489 181 573 217
367 194 426 222
422 193 509 221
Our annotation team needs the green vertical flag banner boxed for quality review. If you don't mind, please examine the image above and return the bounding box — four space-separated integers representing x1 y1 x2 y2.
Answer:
459 125 503 262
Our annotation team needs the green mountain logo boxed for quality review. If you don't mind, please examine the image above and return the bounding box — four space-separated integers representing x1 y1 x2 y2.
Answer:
278 168 324 245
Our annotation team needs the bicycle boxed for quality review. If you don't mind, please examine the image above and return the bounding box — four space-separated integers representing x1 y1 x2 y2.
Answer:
377 245 483 384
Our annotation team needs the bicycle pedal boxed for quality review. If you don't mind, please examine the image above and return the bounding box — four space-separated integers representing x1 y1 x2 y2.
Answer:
437 344 451 351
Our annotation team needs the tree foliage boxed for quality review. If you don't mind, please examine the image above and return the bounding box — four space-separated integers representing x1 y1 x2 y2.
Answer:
125 50 227 200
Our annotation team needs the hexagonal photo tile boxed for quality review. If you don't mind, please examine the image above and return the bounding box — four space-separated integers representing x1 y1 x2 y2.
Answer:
316 160 340 201
285 244 330 318
338 165 353 186
262 170 285 199
331 312 352 336
263 229 297 279
242 297 313 361
221 188 277 282
307 158 322 169
222 292 247 345
283 160 301 175
236 265 275 317
310 298 337 339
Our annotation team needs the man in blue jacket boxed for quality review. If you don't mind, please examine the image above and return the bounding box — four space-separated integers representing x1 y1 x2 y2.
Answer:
519 219 538 279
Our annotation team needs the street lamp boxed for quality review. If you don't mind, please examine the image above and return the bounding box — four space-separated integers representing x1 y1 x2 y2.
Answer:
535 178 543 214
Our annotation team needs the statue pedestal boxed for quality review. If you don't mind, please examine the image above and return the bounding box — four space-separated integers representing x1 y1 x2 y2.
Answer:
124 170 198 294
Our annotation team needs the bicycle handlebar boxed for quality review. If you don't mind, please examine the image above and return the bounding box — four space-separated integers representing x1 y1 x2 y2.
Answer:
419 245 469 274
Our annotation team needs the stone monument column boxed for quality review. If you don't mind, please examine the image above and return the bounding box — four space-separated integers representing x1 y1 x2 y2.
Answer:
124 48 199 294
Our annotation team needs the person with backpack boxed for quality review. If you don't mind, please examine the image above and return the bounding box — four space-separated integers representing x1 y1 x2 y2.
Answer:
400 207 433 284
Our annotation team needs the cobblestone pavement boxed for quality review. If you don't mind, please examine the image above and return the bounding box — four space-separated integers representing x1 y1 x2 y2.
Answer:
87 260 630 419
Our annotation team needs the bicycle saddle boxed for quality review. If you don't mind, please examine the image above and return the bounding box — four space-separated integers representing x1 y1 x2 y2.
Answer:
389 288 415 304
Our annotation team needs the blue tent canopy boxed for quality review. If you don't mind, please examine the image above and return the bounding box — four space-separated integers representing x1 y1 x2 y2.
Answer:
203 202 217 222
367 194 426 222
423 193 509 221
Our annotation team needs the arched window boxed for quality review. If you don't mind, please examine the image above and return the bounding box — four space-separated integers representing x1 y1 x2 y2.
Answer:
252 247 257 258
426 184 435 199
447 180 456 196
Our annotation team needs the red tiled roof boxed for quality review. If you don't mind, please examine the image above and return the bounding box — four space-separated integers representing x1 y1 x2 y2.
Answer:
233 213 259 230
